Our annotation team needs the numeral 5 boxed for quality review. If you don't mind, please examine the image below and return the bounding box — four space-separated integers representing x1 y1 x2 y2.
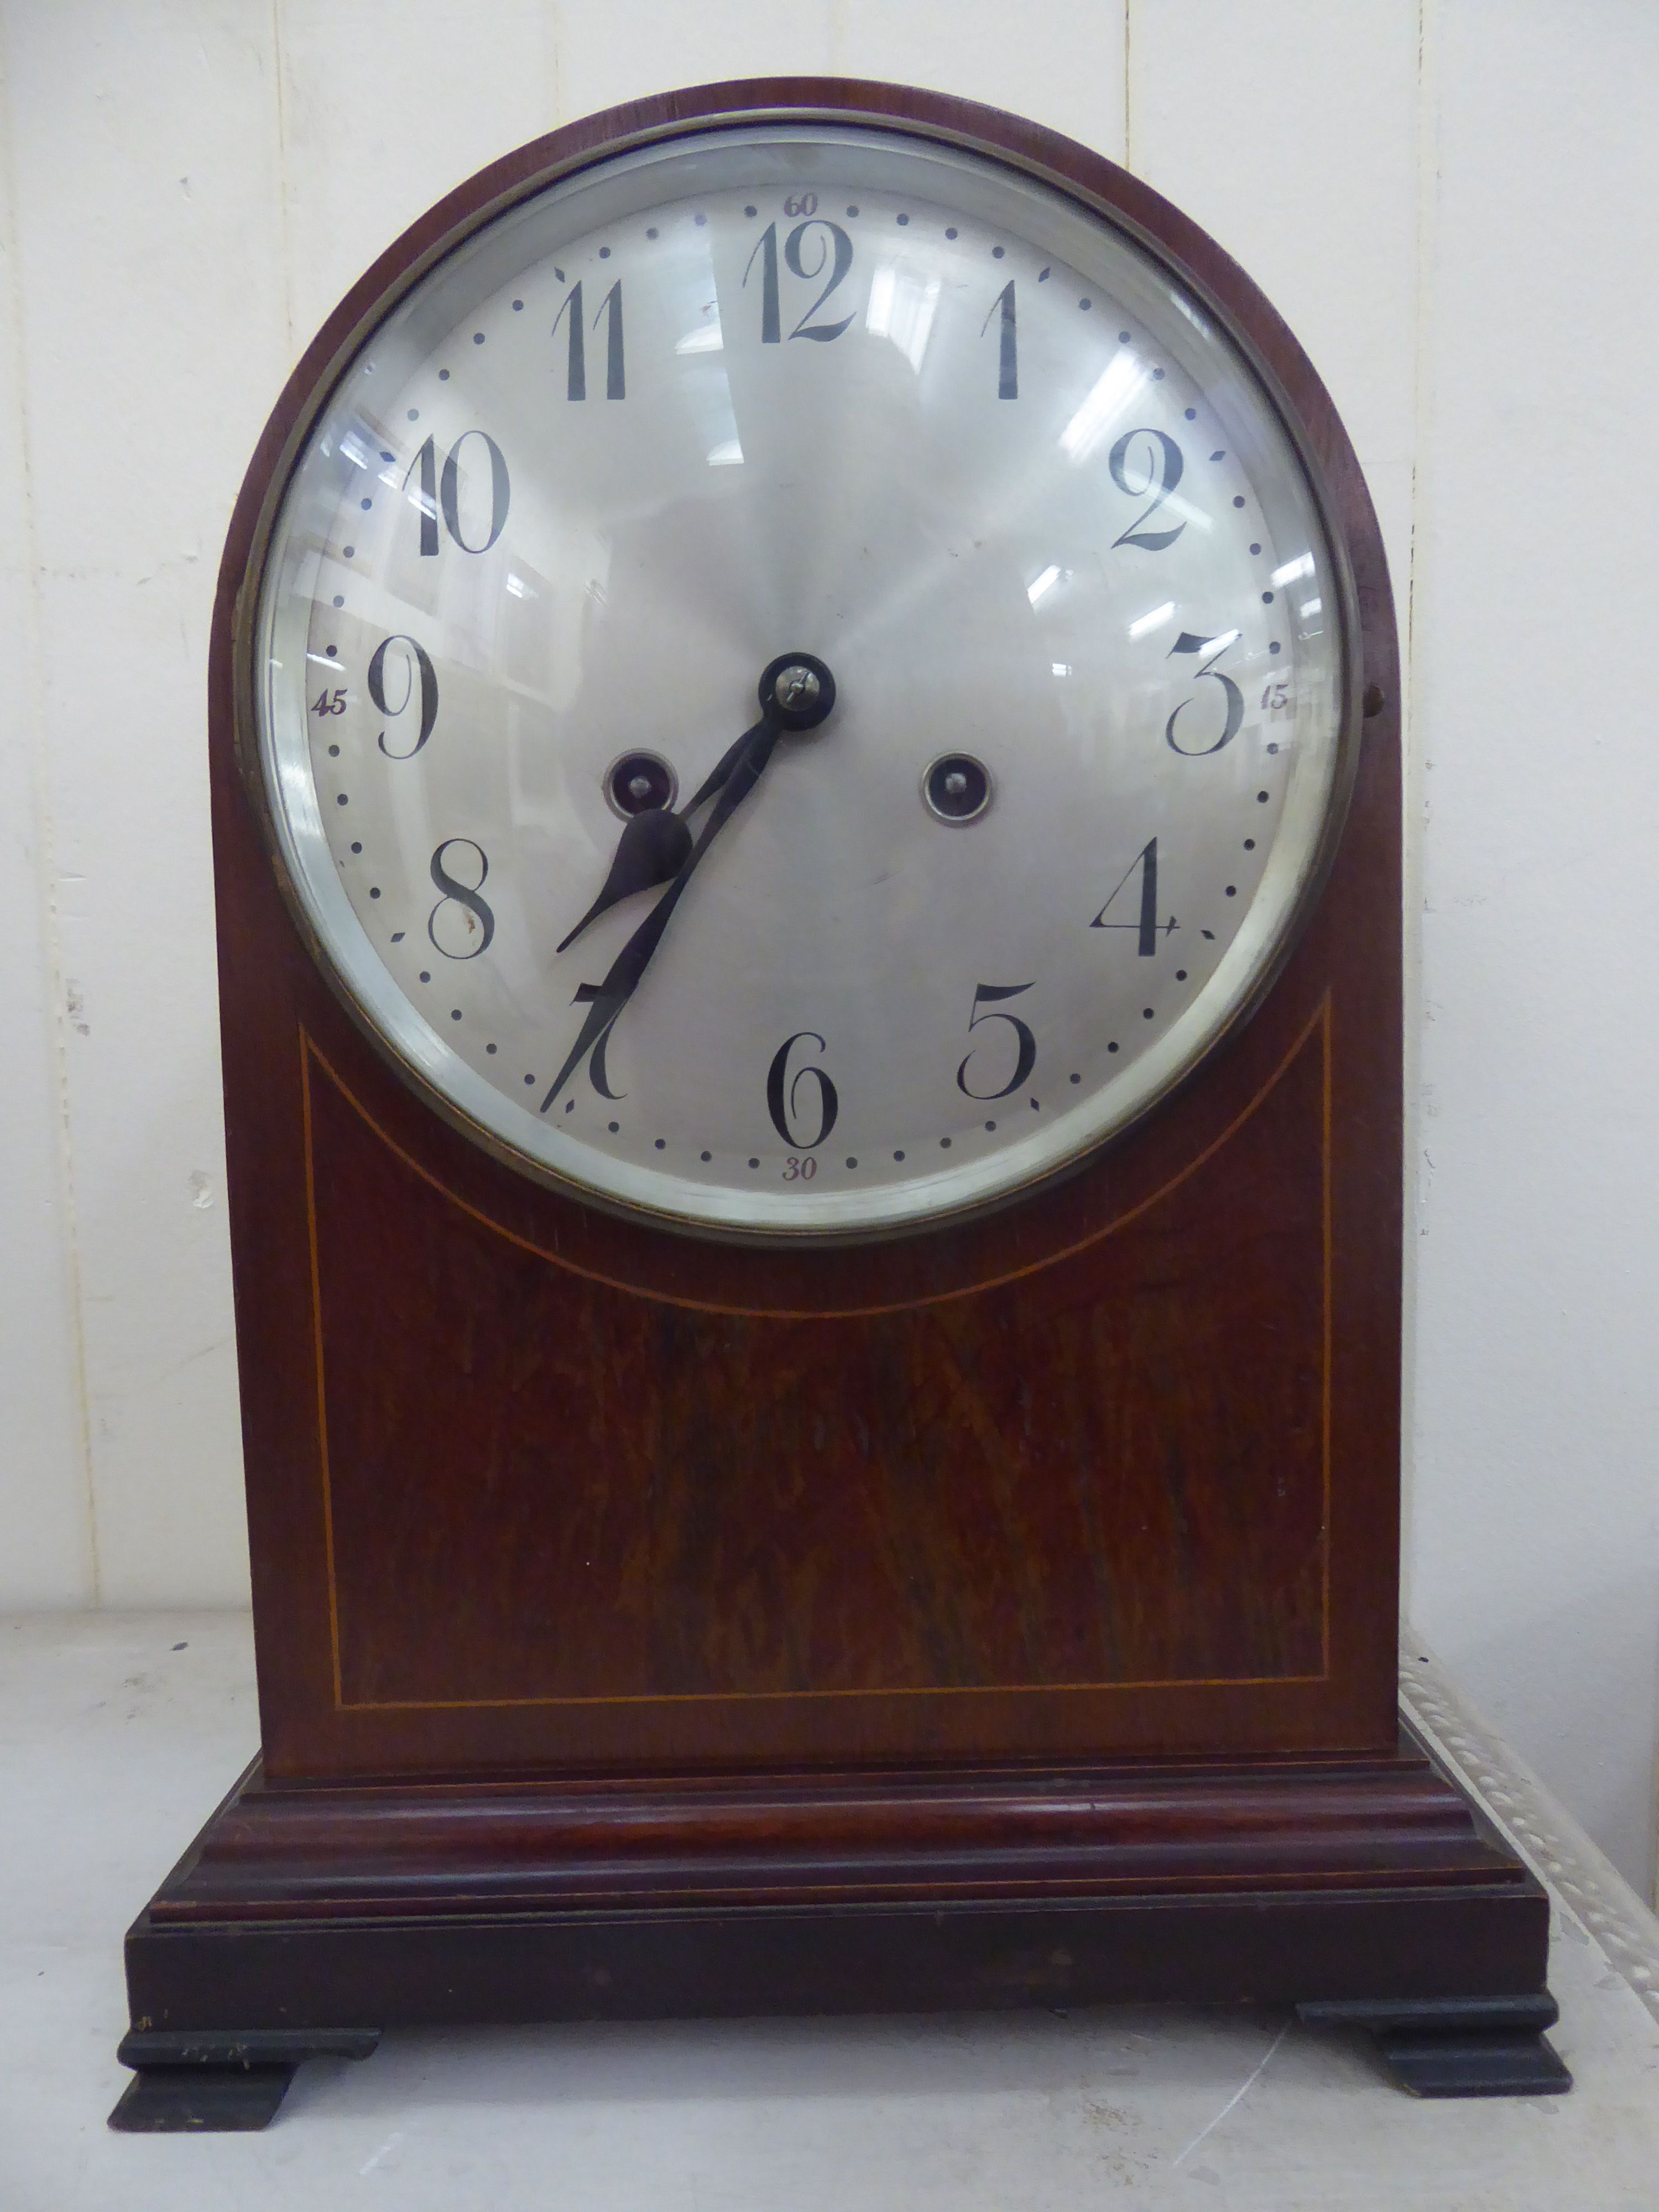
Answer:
957 983 1037 1100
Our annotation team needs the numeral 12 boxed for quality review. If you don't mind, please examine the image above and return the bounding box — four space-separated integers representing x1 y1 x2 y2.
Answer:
744 221 855 343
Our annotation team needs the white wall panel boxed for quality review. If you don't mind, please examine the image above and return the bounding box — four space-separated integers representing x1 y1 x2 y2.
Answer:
1408 0 1659 1895
556 1 833 127
3 0 293 1604
0 85 90 1602
278 0 557 347
1127 0 1420 603
836 2 1127 165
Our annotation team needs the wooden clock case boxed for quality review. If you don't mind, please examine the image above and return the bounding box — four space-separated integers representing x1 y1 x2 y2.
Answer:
113 79 1559 2128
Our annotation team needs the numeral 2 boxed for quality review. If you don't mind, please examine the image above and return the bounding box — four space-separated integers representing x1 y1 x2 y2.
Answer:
1109 429 1186 551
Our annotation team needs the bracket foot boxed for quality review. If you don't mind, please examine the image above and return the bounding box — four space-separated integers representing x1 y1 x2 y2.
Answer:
1297 1994 1571 2097
108 2027 380 2132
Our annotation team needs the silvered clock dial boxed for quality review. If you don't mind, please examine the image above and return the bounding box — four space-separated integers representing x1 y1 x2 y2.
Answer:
254 123 1354 1237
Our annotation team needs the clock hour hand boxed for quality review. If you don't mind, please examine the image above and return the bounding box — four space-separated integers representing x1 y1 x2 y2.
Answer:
542 654 835 1113
554 805 692 954
554 712 780 956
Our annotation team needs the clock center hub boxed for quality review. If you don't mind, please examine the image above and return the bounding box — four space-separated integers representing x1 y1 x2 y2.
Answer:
760 651 837 732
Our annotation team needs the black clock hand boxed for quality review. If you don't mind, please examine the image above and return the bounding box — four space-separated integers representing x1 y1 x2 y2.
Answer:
541 653 834 1114
554 804 693 954
555 672 825 955
677 717 759 815
540 716 779 1111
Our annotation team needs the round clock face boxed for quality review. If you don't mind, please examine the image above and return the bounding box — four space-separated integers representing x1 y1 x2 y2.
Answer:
254 122 1352 1238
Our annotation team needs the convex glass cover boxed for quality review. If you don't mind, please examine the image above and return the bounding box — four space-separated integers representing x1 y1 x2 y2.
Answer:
255 123 1351 1236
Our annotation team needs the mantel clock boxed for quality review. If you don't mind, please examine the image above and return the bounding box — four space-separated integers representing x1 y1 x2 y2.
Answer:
111 79 1563 2129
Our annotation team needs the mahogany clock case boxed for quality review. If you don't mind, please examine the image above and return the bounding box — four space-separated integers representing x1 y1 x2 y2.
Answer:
113 80 1555 2122
227 77 1394 1785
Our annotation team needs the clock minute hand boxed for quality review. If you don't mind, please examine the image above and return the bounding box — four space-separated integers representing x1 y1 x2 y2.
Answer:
540 653 836 1117
540 714 780 1113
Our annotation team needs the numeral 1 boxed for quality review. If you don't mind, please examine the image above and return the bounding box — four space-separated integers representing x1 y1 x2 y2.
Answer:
745 223 781 344
983 280 1017 398
404 435 439 556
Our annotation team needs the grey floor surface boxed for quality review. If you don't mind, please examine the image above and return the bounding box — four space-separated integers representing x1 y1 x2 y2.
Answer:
4 1610 1658 2210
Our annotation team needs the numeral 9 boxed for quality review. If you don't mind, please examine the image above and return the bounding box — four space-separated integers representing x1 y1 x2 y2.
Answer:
369 634 439 759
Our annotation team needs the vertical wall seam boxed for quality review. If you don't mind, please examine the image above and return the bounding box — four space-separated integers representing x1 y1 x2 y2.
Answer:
271 0 296 361
546 0 563 126
827 0 847 82
1399 0 1439 1620
1123 1 1133 171
0 15 100 1602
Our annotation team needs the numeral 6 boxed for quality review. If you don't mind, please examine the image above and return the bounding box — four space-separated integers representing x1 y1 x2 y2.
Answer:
766 1032 839 1149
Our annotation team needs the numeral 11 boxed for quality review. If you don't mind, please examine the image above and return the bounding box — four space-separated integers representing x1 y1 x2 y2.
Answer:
550 279 625 400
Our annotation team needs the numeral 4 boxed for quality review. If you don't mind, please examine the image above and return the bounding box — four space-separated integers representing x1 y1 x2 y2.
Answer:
1091 838 1177 953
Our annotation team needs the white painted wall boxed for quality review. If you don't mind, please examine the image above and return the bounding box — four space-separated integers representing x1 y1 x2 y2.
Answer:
3 2 1655 1895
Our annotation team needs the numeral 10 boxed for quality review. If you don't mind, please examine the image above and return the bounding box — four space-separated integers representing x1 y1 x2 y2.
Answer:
403 432 510 557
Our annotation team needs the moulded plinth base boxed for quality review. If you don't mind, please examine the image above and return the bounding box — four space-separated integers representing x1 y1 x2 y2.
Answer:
113 1730 1560 2128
